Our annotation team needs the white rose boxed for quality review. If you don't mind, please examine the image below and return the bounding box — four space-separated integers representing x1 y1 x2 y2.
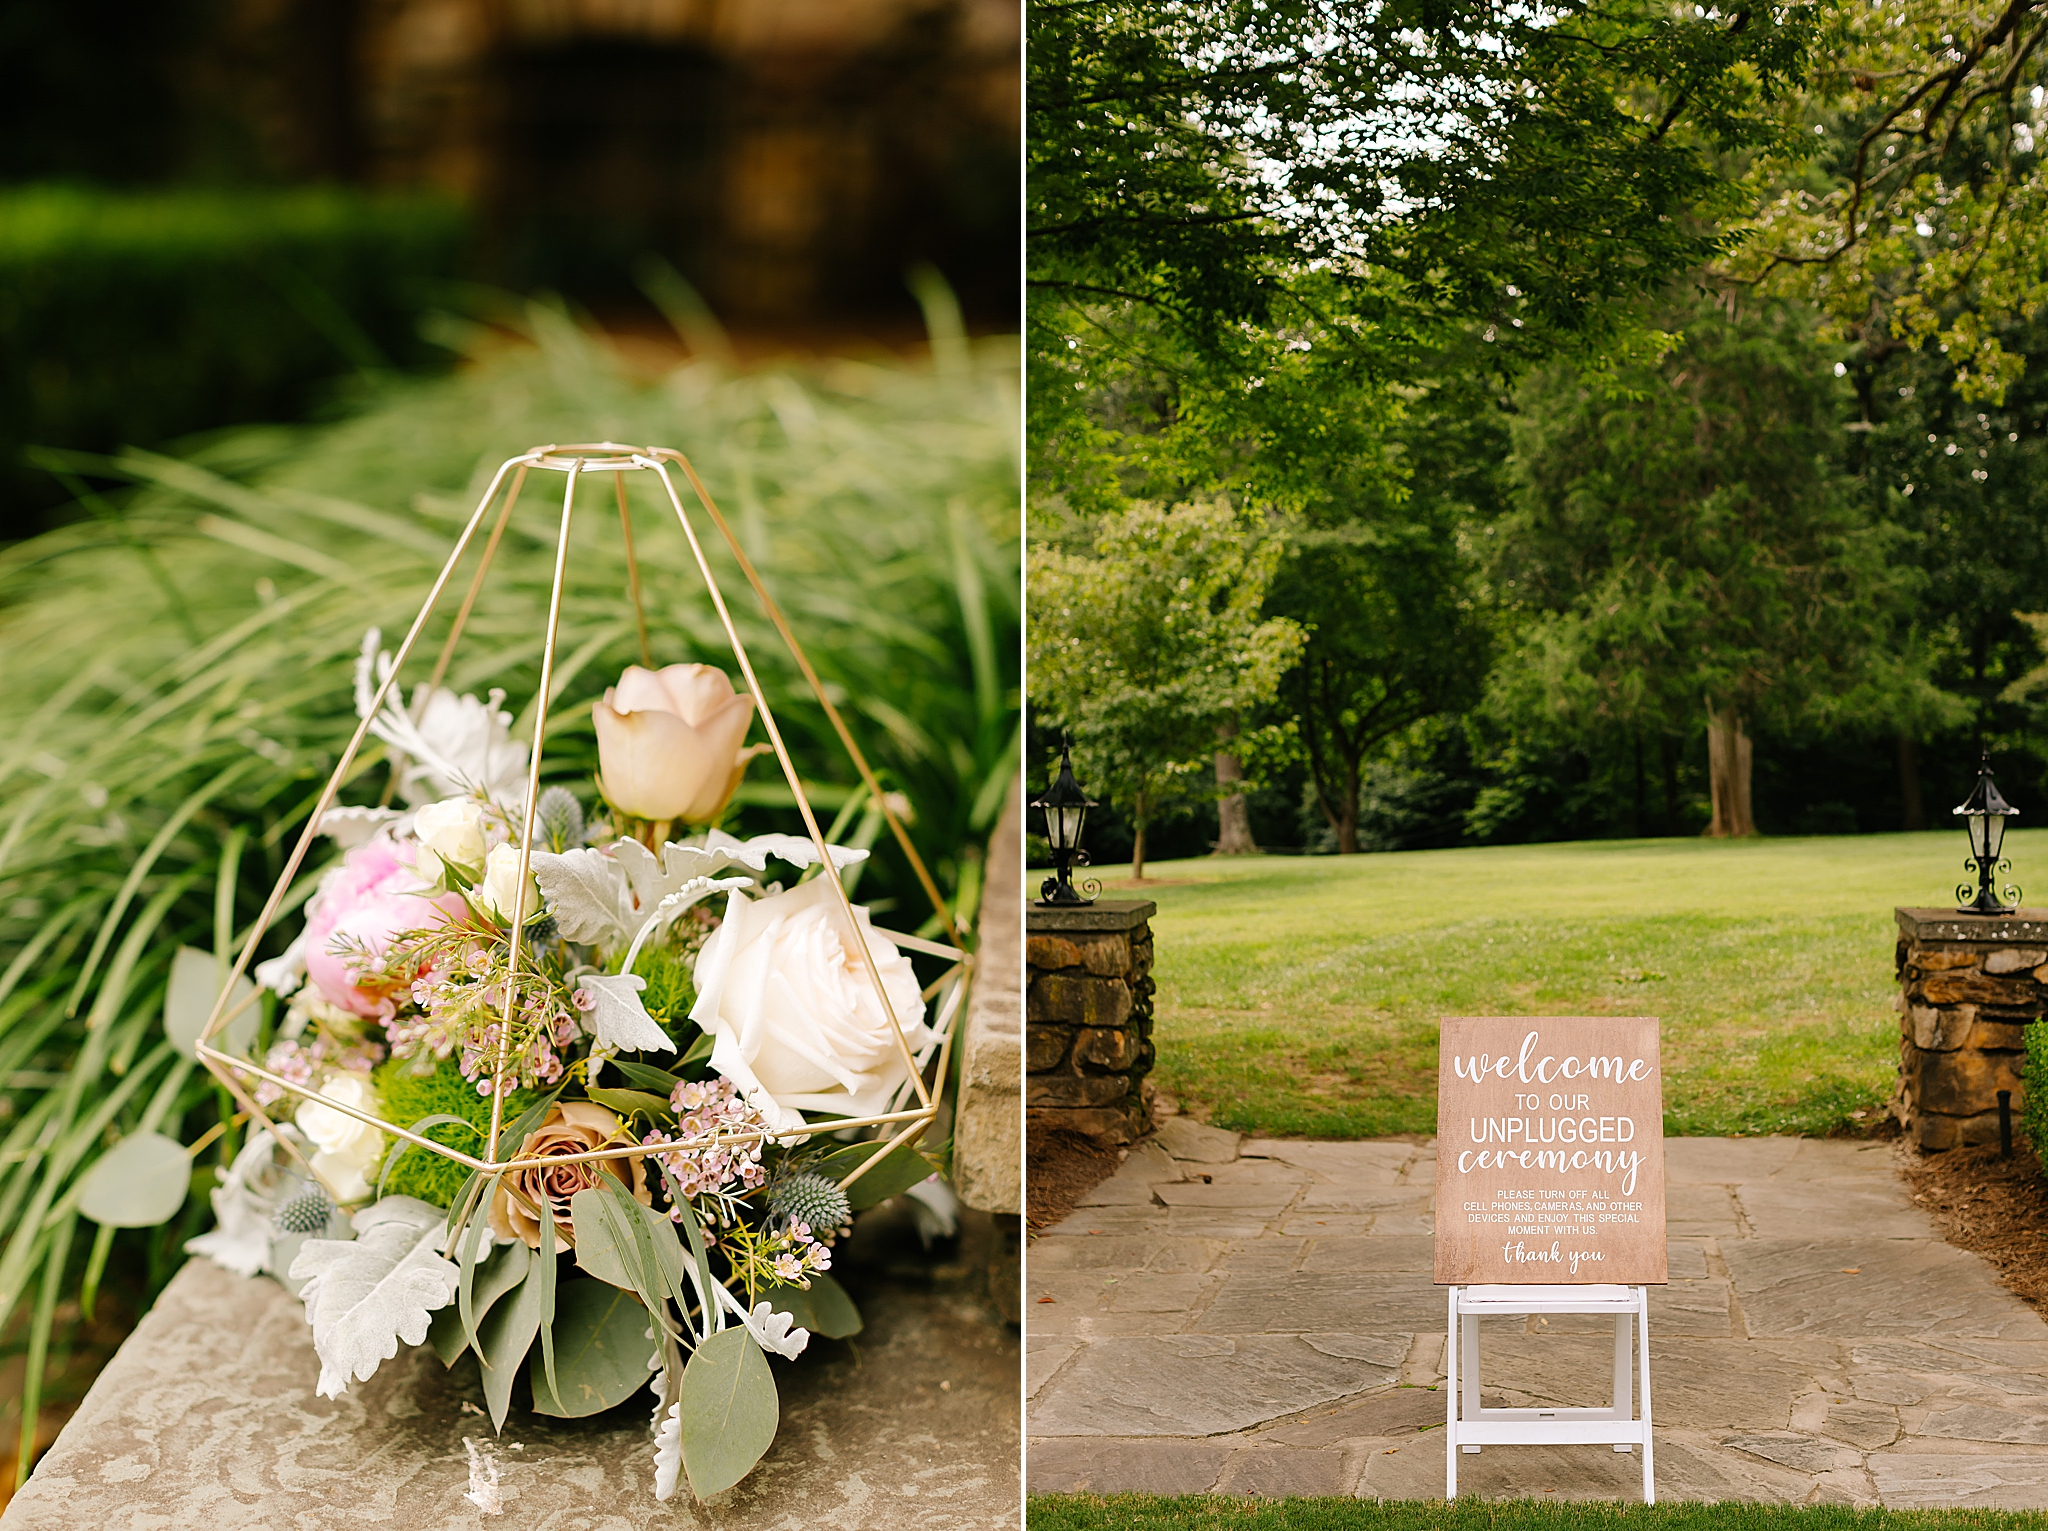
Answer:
688 878 933 1133
413 796 488 883
295 1073 385 1203
478 842 541 925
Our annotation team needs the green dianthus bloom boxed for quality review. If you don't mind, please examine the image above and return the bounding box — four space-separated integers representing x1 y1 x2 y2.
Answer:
372 1057 541 1208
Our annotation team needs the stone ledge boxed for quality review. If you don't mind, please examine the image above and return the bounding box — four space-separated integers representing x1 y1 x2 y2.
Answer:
1897 907 2048 943
3 1256 1019 1529
1027 899 1156 934
955 776 1023 1216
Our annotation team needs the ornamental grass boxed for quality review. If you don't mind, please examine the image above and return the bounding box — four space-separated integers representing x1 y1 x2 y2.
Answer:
0 297 1019 1486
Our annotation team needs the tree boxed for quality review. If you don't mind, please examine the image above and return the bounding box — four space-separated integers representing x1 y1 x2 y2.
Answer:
1495 292 1943 835
1029 499 1303 877
1852 309 2048 817
1258 357 1503 852
1739 0 2048 404
1030 0 1814 344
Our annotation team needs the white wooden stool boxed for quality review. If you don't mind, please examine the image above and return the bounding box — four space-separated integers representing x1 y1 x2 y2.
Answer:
1444 1283 1654 1503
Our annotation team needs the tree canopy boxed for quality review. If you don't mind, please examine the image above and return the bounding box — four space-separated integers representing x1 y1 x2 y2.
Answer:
1028 499 1302 875
1030 0 1814 340
1028 0 2048 860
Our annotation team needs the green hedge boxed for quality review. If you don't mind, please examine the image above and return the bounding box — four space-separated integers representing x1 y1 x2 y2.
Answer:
0 185 466 536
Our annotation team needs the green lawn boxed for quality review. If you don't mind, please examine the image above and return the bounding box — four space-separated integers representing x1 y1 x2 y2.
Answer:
1109 830 2042 1140
1028 1497 2043 1530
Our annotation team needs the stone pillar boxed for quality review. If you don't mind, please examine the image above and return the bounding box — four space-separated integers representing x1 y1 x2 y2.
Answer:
1894 906 2048 1150
1025 900 1156 1145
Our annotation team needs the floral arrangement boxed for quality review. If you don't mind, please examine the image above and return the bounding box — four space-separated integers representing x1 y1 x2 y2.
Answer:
188 631 957 1505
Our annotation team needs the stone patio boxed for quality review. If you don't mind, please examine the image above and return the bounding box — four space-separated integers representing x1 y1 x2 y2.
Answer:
1027 1122 2048 1507
5 1207 1019 1529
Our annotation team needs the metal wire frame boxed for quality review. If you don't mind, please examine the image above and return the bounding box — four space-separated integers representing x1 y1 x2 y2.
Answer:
191 443 970 1200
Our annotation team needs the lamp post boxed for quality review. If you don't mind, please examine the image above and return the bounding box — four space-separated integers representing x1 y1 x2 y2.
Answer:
1954 751 2021 915
1031 738 1098 906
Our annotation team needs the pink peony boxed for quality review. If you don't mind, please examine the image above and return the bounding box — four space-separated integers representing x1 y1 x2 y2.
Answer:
304 838 464 1019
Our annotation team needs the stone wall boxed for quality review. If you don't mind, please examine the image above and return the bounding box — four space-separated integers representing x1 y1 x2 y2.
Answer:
1025 900 1155 1145
1894 906 2048 1150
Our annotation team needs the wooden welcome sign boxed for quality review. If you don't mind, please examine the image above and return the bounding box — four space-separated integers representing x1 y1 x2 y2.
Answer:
1434 1017 1667 1285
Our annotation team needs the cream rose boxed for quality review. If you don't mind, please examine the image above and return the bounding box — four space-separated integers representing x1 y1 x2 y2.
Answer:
487 1101 649 1249
295 1073 385 1204
688 878 932 1133
413 796 487 883
593 664 758 825
477 842 541 925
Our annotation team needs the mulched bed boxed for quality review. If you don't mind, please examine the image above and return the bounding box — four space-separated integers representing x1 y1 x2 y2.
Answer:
1027 1124 1123 1237
1901 1136 2048 1317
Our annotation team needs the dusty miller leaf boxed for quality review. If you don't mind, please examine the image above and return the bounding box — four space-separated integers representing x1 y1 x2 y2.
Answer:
611 833 866 915
578 973 674 1054
289 1195 460 1397
529 847 637 946
186 1128 298 1277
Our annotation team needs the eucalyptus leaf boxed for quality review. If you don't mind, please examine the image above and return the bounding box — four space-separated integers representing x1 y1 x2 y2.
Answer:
583 1087 672 1120
536 1197 559 1400
476 1253 547 1430
455 1198 493 1359
609 1060 682 1094
570 1184 684 1294
676 1326 778 1500
529 1278 654 1418
162 946 256 1060
430 1236 530 1365
425 1302 464 1364
677 1031 714 1070
758 1273 862 1339
664 1176 717 1341
816 1140 943 1210
441 1168 486 1248
78 1131 190 1227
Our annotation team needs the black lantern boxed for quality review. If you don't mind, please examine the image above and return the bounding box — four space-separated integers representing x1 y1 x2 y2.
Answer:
1954 751 2021 915
1031 738 1098 906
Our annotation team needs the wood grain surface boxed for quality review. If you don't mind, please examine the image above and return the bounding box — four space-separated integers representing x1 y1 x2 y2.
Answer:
1433 1016 1667 1285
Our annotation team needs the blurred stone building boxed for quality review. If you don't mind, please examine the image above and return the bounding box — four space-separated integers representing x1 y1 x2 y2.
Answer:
203 0 1018 322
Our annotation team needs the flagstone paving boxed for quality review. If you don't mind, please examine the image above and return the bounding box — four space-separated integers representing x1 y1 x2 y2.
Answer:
1026 1121 2048 1507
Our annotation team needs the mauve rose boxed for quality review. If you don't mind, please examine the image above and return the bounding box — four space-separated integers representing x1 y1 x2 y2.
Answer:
593 664 758 825
304 838 464 1020
488 1101 650 1249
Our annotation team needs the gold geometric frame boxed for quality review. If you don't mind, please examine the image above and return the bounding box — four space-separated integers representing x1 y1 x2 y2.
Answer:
191 443 970 1204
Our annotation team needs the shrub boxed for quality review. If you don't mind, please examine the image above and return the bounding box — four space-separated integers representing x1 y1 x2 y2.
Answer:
0 184 466 536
